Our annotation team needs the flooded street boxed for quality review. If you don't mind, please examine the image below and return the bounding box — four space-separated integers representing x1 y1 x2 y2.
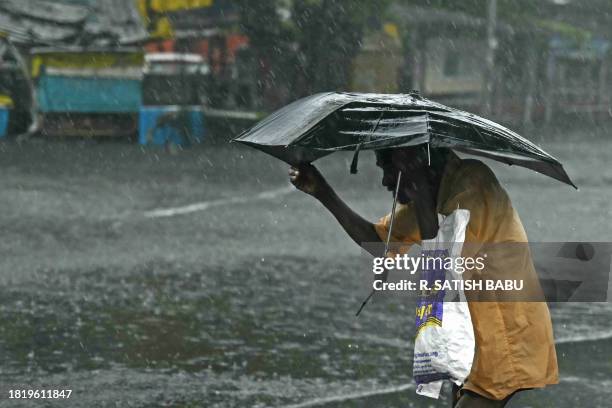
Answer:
0 131 610 407
0 0 610 406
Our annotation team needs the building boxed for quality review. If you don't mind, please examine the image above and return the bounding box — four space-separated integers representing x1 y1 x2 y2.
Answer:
352 2 611 127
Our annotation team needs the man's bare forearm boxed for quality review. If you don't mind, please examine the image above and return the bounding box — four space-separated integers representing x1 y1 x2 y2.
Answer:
315 184 382 252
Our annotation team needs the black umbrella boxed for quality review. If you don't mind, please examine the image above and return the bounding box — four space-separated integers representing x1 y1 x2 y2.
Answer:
233 92 576 188
233 92 576 315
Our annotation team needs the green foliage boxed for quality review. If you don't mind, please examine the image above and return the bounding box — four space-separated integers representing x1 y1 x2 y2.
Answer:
394 0 544 21
394 0 595 39
534 19 591 44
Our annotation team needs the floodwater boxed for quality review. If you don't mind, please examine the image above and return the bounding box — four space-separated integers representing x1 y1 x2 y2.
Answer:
0 130 610 407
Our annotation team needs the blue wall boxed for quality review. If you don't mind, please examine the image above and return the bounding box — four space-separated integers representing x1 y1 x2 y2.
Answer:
0 108 9 138
37 74 142 113
139 106 205 145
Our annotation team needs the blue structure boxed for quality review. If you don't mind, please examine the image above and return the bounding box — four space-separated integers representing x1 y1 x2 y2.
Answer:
31 48 144 115
37 74 142 113
138 106 205 146
0 107 9 138
30 49 209 141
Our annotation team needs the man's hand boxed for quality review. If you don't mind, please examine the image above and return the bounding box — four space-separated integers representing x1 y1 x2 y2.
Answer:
288 164 328 197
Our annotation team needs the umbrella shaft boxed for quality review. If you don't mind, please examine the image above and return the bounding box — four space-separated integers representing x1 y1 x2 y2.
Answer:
356 170 403 317
384 171 402 257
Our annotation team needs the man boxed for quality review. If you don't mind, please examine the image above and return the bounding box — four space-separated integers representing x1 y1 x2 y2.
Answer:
288 146 558 407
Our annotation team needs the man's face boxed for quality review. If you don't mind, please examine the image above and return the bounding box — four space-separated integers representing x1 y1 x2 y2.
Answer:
375 147 428 204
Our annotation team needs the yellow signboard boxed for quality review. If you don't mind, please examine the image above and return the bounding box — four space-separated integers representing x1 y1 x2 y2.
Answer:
148 0 213 13
31 51 144 78
137 0 214 38
137 0 213 16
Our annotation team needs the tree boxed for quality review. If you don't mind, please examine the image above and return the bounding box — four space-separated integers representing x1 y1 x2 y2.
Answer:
291 0 387 96
236 1 296 110
235 0 389 108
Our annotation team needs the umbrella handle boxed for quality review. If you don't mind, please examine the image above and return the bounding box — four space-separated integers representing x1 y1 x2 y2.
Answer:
350 143 363 174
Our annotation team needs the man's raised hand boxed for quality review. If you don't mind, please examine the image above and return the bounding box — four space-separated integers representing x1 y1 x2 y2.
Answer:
288 164 327 197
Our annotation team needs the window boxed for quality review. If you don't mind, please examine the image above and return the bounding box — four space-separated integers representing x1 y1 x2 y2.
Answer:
443 49 460 77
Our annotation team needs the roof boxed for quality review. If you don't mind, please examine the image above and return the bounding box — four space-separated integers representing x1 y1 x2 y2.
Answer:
388 4 516 36
145 53 205 63
0 0 88 24
0 11 81 45
85 0 148 45
550 36 610 59
0 0 148 46
30 46 142 55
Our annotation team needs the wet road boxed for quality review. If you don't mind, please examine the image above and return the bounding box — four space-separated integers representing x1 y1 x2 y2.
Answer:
0 132 610 407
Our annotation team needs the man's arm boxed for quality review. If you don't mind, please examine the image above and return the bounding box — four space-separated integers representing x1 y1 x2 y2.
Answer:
289 164 381 251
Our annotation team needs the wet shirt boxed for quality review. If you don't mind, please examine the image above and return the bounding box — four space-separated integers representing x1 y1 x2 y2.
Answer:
374 152 559 400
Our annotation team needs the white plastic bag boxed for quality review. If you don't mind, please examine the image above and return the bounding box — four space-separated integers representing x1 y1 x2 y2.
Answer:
413 209 475 399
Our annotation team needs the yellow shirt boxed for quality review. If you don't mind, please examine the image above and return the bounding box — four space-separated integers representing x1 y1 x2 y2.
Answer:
374 152 559 400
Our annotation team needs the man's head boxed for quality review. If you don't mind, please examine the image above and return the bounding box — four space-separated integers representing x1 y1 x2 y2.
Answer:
375 146 448 204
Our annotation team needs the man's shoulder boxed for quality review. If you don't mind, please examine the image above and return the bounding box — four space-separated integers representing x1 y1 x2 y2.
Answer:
443 157 502 197
456 158 498 182
454 157 515 213
441 155 510 204
442 157 517 238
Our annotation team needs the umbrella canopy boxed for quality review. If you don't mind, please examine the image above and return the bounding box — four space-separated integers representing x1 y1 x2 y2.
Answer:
233 92 576 188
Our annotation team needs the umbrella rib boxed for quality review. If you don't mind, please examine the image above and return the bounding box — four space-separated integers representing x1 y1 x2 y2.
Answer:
368 111 385 143
312 133 430 151
429 131 550 161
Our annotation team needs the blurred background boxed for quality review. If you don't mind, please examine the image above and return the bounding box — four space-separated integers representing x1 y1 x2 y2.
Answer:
0 0 612 139
0 1 610 407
